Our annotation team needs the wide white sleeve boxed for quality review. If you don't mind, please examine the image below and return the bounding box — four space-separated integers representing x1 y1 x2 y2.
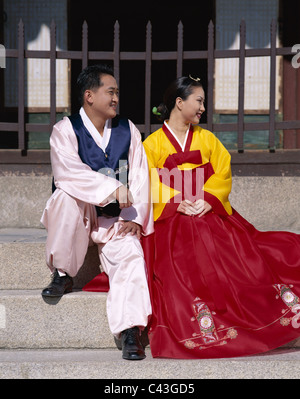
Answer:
119 121 154 236
50 117 122 206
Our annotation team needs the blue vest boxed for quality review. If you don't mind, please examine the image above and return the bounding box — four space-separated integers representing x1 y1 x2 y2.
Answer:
67 113 131 217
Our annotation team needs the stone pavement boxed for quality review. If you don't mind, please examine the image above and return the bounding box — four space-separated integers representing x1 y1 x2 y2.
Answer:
1 348 300 379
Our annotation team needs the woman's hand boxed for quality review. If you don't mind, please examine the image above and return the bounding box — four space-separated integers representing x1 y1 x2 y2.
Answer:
177 199 212 218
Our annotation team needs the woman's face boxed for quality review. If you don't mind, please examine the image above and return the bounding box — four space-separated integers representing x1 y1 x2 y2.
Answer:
179 86 205 124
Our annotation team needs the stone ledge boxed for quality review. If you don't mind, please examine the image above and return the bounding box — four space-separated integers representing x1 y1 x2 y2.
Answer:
0 348 299 379
0 290 114 349
0 231 101 290
1 175 300 231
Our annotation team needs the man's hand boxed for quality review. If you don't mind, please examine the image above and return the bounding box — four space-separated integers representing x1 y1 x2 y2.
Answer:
117 221 142 239
114 185 134 209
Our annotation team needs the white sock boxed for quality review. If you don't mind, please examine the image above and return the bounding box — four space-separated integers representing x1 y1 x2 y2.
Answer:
57 269 66 277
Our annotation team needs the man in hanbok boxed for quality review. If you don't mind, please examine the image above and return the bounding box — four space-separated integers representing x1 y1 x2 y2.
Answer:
40 64 153 360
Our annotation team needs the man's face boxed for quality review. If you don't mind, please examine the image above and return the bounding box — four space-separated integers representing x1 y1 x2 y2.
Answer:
86 74 119 120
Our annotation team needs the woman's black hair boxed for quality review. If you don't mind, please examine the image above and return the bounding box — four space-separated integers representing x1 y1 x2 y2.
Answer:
77 64 114 106
154 76 203 122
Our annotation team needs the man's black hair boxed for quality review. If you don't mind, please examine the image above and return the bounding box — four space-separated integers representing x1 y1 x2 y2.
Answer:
76 64 114 106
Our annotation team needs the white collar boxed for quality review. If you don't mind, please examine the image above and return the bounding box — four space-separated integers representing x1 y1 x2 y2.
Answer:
79 107 112 151
164 121 190 151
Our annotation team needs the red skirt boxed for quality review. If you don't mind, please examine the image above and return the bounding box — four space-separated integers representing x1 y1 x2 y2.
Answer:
144 209 300 359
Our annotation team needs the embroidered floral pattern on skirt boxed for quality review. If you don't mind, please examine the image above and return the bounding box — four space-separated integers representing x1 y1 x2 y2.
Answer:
183 298 238 351
274 284 300 329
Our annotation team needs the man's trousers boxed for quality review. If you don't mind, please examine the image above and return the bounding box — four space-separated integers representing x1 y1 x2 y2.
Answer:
41 188 152 336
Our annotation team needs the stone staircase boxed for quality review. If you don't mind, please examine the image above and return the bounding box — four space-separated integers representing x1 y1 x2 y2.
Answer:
0 173 300 379
0 228 112 349
1 228 300 379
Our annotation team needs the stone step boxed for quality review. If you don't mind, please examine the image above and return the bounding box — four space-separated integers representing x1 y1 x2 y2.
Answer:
0 228 101 290
0 290 114 349
1 227 300 291
0 288 299 351
0 229 299 351
0 347 299 379
2 174 300 232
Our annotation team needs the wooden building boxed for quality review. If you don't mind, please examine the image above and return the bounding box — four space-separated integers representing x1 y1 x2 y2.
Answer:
0 0 299 174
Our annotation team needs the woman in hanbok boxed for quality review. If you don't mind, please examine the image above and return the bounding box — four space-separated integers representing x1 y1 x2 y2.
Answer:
142 75 300 359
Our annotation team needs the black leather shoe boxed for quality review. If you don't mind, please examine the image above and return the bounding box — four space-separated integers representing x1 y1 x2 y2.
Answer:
121 327 146 360
41 269 73 298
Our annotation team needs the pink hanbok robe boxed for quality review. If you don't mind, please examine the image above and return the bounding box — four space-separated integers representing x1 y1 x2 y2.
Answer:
41 109 153 336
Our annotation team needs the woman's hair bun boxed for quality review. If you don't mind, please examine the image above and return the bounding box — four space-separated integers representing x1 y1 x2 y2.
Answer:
152 103 169 122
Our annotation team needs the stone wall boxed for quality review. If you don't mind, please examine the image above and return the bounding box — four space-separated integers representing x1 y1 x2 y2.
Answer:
0 175 299 232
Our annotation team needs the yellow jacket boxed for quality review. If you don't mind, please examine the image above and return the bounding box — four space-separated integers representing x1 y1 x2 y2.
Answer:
143 124 232 221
